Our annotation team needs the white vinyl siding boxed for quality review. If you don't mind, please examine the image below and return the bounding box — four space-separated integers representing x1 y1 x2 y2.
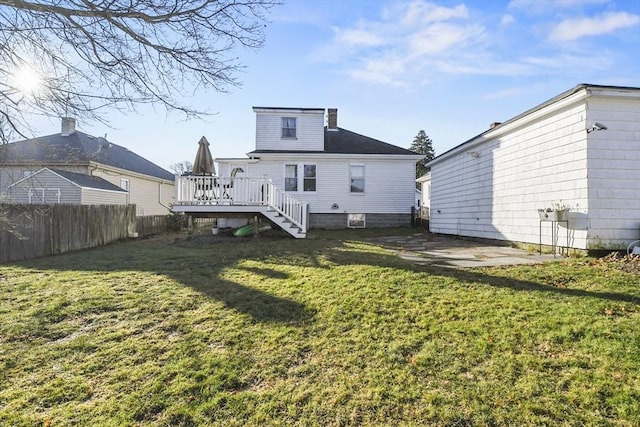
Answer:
281 117 297 139
428 87 640 250
255 109 324 151
585 95 640 247
430 102 589 247
250 158 416 215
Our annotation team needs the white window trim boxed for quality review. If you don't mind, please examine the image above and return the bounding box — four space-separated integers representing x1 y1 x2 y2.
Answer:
349 163 365 194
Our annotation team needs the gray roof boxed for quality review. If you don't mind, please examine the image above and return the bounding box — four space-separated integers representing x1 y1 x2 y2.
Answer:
1 131 174 181
249 127 420 156
49 168 127 192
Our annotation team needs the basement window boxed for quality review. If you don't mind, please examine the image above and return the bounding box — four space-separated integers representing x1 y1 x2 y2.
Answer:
347 213 365 228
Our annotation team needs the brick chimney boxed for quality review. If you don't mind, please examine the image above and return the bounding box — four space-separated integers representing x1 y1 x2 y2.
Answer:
61 117 76 136
327 108 338 130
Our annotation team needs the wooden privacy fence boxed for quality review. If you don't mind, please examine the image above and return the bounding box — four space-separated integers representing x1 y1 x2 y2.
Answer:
0 203 136 263
136 215 167 237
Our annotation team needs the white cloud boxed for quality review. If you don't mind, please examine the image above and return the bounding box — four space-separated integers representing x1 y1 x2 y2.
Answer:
483 87 525 100
392 1 469 26
349 56 408 87
408 23 484 56
508 0 608 11
318 1 484 86
501 14 515 26
549 12 640 41
334 27 386 48
313 0 635 87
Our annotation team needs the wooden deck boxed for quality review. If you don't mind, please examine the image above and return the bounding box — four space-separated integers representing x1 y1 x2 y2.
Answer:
172 176 308 238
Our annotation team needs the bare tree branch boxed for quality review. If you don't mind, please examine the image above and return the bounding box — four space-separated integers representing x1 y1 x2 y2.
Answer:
0 0 280 143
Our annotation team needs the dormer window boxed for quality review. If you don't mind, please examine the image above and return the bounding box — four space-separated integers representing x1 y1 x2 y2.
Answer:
281 117 296 139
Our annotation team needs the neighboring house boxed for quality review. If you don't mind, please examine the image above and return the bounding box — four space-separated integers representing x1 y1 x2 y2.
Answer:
416 172 430 214
426 84 640 250
9 167 128 205
173 108 422 237
0 118 175 215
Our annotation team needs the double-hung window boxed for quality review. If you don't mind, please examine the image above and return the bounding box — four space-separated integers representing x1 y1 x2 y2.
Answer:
281 117 297 138
285 164 298 191
285 164 316 192
303 164 316 192
350 164 365 193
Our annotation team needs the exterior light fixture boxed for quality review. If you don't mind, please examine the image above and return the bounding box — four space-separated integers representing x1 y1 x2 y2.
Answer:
587 122 608 133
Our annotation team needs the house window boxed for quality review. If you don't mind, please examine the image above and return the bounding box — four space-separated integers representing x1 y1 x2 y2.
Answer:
285 164 298 191
303 164 316 192
282 117 297 139
350 164 365 193
285 164 316 192
120 179 129 192
348 213 366 228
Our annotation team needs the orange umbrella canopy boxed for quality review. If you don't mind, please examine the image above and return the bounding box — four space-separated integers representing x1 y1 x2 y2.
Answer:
193 136 215 175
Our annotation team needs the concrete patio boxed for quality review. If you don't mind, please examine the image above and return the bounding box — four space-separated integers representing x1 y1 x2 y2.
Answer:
371 233 564 268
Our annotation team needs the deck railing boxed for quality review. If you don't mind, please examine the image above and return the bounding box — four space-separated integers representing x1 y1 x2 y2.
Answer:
174 175 307 232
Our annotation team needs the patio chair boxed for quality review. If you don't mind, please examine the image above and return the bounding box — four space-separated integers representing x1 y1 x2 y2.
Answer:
221 167 244 200
627 240 640 256
194 176 217 201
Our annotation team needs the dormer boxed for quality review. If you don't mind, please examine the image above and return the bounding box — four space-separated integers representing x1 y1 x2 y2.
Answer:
253 107 325 152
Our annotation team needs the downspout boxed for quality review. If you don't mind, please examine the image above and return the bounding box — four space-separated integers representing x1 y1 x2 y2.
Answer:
159 180 171 211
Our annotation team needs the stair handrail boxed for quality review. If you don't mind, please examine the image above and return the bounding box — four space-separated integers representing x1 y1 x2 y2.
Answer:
263 180 307 233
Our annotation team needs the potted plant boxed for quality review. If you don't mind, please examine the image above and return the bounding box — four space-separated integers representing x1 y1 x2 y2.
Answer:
538 202 569 221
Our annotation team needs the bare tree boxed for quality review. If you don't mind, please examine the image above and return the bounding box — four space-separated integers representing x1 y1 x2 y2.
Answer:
169 160 193 175
0 0 280 143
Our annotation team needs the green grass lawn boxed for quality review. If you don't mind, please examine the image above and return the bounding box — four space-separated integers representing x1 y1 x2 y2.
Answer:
1 228 638 426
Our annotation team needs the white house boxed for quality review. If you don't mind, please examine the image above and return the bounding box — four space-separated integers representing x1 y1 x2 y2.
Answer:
426 84 640 250
173 108 422 237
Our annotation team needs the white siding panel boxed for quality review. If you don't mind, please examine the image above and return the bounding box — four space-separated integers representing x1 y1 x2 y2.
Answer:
252 158 416 214
586 96 640 248
81 188 128 205
430 102 591 248
255 111 324 151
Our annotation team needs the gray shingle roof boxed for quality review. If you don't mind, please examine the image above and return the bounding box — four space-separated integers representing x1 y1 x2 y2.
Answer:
48 168 127 192
1 131 174 180
324 127 418 155
248 127 419 156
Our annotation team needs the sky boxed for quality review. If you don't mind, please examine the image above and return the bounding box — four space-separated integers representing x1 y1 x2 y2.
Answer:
28 0 640 171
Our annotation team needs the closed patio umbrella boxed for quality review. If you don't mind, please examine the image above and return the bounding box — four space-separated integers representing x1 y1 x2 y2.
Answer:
193 136 215 176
